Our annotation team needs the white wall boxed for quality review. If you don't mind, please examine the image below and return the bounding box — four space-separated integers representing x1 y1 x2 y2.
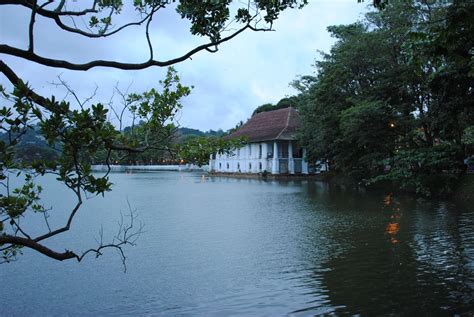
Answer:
212 142 268 173
210 141 310 175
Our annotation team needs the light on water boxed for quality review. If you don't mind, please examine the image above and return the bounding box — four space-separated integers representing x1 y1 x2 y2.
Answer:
1 172 473 316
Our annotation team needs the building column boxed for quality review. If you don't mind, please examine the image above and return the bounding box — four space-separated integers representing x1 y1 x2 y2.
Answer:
272 141 279 174
262 142 268 172
209 154 214 172
288 141 295 174
302 148 309 174
248 144 253 173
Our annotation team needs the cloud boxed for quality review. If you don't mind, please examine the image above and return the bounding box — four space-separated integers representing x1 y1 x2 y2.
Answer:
0 1 368 131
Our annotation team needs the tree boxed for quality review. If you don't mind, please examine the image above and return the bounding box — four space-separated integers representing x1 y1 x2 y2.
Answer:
177 135 246 167
298 0 474 195
0 0 308 264
251 96 301 115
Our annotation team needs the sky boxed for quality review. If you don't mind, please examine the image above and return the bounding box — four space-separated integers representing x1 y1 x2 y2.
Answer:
0 1 369 132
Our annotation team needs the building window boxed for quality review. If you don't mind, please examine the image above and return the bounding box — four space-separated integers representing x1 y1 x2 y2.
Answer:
237 162 240 171
219 163 221 169
259 162 262 170
259 144 262 159
237 148 240 157
279 142 289 158
249 144 252 157
226 163 229 169
249 163 252 171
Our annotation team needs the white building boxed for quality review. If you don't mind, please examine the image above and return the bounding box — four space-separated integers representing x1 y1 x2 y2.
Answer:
209 107 312 175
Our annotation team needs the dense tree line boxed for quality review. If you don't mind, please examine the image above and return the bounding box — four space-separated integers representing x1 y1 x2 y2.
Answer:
295 1 473 196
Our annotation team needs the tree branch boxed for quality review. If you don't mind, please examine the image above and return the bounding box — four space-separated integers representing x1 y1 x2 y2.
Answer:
0 60 172 158
0 235 78 261
0 204 143 267
0 23 253 70
27 0 37 52
0 0 98 17
1 0 154 38
0 60 48 107
34 197 82 243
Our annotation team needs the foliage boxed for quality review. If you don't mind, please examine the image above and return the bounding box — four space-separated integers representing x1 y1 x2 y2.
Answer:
370 145 464 196
0 67 191 264
252 96 301 115
226 120 244 134
463 126 474 145
177 135 247 167
297 1 474 196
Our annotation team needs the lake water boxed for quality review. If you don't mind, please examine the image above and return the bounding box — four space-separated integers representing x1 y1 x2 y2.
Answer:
1 172 473 316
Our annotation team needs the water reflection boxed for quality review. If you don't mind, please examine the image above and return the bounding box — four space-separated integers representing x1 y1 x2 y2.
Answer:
296 189 474 315
384 193 402 244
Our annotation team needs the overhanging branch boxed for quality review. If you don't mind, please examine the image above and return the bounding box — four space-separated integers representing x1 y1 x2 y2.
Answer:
0 23 252 70
0 235 78 261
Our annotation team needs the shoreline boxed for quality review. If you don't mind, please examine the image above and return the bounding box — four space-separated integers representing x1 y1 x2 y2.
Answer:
91 164 207 172
208 171 332 181
209 171 474 204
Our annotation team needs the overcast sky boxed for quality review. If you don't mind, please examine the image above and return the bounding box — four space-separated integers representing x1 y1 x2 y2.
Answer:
0 1 369 131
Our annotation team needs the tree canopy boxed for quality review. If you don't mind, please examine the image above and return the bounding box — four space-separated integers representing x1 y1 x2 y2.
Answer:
251 96 302 115
296 0 474 196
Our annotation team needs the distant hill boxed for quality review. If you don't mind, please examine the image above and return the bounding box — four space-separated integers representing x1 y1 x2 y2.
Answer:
176 127 225 142
0 125 223 163
0 125 59 163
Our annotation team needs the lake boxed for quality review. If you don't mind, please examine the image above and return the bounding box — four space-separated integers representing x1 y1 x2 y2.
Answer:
1 171 473 316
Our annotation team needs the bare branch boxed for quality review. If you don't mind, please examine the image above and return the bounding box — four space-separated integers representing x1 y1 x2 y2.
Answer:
34 198 82 243
77 205 144 271
27 0 37 52
145 6 156 60
111 82 134 132
54 0 66 12
50 74 98 109
10 218 32 240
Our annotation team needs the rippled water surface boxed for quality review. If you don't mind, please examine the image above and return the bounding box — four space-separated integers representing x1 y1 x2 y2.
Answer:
1 172 473 316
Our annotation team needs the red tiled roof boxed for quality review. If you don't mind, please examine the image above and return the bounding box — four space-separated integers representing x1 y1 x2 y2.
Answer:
224 107 300 142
